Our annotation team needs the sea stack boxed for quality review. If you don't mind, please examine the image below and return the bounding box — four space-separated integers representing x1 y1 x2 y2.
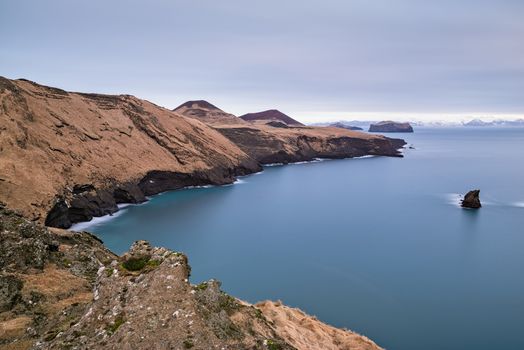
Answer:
369 121 414 133
461 190 481 209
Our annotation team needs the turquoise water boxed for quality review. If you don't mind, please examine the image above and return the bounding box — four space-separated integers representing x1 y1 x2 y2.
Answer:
78 128 524 350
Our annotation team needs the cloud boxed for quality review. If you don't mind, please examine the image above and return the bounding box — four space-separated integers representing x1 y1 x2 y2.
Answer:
1 0 523 120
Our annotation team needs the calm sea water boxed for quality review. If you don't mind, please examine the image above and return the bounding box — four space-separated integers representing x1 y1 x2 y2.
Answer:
76 128 524 350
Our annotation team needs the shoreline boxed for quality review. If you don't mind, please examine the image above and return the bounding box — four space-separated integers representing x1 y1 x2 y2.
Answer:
69 152 402 232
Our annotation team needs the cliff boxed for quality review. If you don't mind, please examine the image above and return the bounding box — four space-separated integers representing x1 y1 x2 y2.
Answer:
0 205 382 350
0 77 260 228
217 124 405 164
369 121 414 133
0 76 405 229
175 103 406 165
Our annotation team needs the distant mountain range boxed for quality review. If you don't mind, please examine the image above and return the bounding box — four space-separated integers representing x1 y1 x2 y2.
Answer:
311 118 524 128
461 118 524 127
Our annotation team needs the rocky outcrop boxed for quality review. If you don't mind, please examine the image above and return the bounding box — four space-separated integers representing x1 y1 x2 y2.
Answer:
240 109 305 126
461 190 481 209
0 205 382 350
0 204 116 349
369 121 414 133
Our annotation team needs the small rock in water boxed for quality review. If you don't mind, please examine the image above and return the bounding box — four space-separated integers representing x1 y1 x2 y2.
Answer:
461 189 481 209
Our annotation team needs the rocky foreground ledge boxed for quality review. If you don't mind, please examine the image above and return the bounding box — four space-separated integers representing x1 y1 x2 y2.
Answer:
0 205 382 350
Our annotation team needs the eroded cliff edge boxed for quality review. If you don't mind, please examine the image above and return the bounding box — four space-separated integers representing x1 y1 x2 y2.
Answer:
0 205 382 350
0 77 405 229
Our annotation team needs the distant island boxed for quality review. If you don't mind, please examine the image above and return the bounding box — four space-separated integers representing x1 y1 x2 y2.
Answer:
327 122 363 131
311 118 524 129
369 121 414 133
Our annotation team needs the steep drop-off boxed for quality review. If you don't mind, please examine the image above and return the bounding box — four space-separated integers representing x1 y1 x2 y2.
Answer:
0 77 404 229
0 78 260 228
0 205 383 350
174 103 406 165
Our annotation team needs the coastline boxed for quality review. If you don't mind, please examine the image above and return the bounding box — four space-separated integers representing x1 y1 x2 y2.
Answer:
69 152 403 232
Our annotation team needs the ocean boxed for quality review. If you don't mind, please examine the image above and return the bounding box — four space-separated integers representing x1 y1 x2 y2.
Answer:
74 127 524 350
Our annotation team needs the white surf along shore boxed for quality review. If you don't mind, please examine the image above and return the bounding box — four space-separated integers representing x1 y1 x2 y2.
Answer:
70 154 393 232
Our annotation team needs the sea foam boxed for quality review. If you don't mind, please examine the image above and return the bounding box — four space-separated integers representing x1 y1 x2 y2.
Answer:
70 209 127 232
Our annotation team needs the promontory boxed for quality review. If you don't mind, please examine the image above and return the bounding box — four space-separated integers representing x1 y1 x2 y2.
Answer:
0 77 405 228
0 76 406 350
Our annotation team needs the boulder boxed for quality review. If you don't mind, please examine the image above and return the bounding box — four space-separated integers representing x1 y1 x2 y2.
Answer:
461 190 481 209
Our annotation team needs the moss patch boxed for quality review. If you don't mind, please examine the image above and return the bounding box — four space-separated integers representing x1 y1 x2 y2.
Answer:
194 282 208 291
183 339 194 348
120 256 161 273
106 315 125 335
121 257 149 271
266 339 283 350
147 259 161 268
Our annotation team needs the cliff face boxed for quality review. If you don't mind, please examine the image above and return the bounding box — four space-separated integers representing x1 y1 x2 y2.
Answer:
217 124 405 164
0 78 260 227
174 103 406 165
0 205 382 350
0 77 404 229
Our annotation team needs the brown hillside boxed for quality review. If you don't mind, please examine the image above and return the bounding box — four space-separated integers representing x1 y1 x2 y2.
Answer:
0 77 259 226
0 77 404 229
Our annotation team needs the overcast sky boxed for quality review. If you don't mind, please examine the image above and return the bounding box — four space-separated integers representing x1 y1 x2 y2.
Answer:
1 0 523 122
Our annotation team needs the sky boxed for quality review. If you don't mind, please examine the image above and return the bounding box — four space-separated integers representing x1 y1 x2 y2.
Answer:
1 0 523 123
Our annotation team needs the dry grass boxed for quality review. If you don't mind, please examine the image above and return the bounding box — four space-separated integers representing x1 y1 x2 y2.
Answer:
256 301 383 350
0 316 32 341
21 264 89 298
